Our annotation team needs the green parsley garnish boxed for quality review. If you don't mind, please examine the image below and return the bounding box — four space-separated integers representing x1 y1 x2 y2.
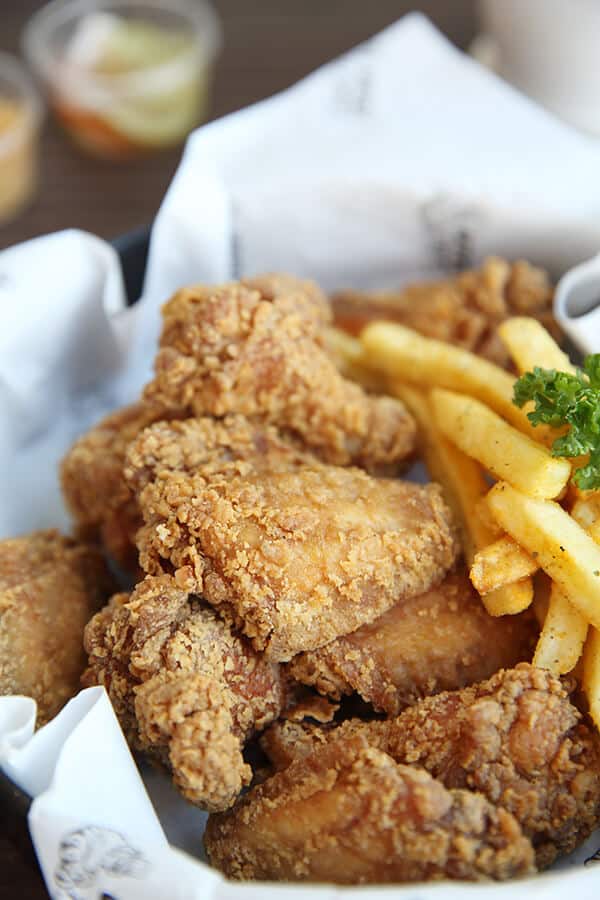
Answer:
513 354 600 490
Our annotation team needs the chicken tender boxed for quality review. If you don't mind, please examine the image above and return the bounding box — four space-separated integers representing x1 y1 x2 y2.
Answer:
261 664 600 867
143 275 416 469
287 569 536 714
83 573 285 811
132 450 459 661
0 531 113 725
205 735 535 883
332 258 557 368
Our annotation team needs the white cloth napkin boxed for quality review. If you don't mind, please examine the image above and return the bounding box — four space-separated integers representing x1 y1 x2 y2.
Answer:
3 12 600 899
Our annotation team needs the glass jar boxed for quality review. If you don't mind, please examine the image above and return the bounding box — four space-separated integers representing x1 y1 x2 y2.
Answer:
23 0 221 160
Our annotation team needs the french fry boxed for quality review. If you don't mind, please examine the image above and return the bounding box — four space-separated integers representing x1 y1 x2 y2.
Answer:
497 317 577 375
583 627 600 732
361 321 541 439
390 383 490 565
430 388 571 499
482 579 534 617
392 383 533 616
470 536 538 594
486 482 600 630
324 327 385 391
533 584 589 674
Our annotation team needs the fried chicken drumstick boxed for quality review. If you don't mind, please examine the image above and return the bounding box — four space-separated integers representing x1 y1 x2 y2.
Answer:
287 569 536 714
261 664 600 867
0 530 114 724
127 419 459 661
83 573 285 811
204 734 535 884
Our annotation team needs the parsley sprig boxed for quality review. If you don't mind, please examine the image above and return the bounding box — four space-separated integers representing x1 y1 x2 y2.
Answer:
513 354 600 490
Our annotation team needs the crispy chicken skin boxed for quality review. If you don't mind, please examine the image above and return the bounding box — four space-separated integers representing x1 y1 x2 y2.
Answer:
332 258 557 368
129 431 459 660
143 276 416 469
261 664 600 867
0 531 113 725
287 569 536 714
60 402 185 570
82 573 285 811
204 735 535 884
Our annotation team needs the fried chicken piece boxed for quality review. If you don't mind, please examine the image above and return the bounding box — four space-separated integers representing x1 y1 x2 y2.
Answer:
130 432 459 660
261 664 600 867
332 258 558 368
142 275 416 469
60 402 186 570
205 734 535 883
82 573 285 811
287 569 536 715
0 530 113 725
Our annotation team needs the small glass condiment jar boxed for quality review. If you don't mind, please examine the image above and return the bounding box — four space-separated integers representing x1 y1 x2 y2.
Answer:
23 0 221 161
0 54 43 226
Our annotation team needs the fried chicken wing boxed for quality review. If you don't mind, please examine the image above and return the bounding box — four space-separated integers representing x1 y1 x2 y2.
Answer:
143 276 416 469
129 431 459 660
205 734 535 884
82 573 285 811
261 664 600 867
0 531 114 725
287 569 536 714
332 258 557 368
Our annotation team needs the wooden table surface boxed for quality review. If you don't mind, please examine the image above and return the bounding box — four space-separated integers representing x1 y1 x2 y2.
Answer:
0 1 476 896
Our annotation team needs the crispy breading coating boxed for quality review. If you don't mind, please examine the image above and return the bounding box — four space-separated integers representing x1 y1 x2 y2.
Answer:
287 569 536 714
60 402 185 570
332 257 558 368
0 530 113 725
82 573 285 811
143 276 416 469
261 664 600 867
131 448 459 660
205 735 535 883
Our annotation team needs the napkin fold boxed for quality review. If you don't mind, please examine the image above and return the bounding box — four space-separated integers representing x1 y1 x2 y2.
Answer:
3 12 600 899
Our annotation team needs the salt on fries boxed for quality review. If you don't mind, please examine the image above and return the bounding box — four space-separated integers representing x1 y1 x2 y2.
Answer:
430 389 570 500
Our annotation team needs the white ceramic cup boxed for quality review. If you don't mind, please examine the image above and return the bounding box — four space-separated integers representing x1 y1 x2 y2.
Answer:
479 0 600 136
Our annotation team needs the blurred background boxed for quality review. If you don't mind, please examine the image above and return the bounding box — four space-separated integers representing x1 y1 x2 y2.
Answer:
0 1 477 250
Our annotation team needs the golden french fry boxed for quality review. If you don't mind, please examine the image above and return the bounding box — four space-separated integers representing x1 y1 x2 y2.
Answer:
392 383 533 616
533 583 589 675
360 322 540 437
571 494 600 531
486 482 600 630
497 317 576 375
583 628 600 732
482 578 534 617
430 389 571 499
470 536 538 594
390 383 491 565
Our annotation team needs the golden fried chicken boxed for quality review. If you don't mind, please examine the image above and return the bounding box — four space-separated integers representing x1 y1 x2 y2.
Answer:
205 734 535 884
143 275 416 469
287 569 536 714
261 664 600 867
332 258 557 368
82 573 285 811
60 402 185 570
0 531 113 725
128 423 459 661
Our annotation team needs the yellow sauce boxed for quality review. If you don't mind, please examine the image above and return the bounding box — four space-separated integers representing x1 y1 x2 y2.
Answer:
0 97 37 225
